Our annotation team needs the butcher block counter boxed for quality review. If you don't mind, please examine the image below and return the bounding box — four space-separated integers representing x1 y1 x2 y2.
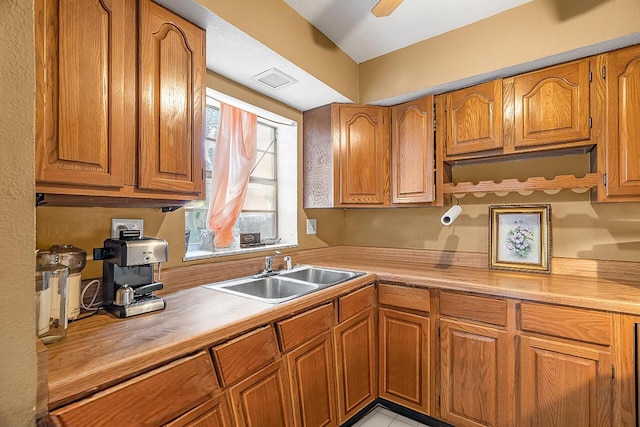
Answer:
44 246 640 425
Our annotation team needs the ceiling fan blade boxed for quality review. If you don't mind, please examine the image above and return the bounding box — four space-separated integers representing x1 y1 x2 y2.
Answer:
371 0 404 17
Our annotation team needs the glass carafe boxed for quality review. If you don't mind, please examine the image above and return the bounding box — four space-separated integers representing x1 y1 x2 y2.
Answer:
35 252 69 343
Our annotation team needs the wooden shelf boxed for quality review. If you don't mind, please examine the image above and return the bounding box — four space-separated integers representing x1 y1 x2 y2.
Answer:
442 173 598 196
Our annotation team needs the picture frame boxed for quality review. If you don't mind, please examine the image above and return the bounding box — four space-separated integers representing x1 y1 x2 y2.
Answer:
489 204 551 273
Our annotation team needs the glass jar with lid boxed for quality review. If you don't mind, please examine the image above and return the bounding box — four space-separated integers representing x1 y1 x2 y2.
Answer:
35 251 69 343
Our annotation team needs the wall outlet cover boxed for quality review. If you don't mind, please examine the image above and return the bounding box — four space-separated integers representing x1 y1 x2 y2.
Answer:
111 219 144 239
306 219 317 235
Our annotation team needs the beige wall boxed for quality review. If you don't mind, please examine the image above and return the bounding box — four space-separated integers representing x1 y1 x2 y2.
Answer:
0 0 37 424
344 156 640 262
195 0 359 102
359 0 640 103
37 71 345 280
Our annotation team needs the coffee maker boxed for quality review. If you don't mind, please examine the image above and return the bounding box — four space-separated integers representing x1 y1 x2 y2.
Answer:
93 230 168 318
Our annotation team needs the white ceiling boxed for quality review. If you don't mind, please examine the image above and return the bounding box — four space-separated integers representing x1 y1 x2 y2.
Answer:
283 0 532 64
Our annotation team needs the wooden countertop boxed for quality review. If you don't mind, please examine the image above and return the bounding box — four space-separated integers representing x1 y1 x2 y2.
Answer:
46 249 640 410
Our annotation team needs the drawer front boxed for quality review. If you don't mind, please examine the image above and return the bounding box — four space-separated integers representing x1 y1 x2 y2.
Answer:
52 352 219 427
339 284 375 322
440 292 507 327
277 303 335 352
212 326 280 386
519 302 612 345
378 283 430 312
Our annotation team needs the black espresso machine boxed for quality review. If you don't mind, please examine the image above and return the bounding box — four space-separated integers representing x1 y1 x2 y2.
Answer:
93 230 168 318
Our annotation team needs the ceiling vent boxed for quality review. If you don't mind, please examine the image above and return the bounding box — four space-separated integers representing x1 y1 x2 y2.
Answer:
252 68 297 89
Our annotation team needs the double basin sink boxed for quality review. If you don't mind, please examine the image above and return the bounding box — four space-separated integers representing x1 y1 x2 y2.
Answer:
202 265 365 304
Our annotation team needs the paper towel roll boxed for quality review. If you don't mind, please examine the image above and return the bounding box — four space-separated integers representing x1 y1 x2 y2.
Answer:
441 205 462 226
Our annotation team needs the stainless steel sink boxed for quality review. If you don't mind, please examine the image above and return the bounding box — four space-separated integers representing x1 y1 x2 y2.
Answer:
202 265 364 304
278 266 359 286
221 277 318 302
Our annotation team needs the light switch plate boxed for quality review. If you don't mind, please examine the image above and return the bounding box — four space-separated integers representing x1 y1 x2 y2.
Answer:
306 219 317 235
111 219 144 238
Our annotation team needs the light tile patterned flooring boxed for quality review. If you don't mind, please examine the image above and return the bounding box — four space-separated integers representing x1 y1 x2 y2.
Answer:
352 405 432 427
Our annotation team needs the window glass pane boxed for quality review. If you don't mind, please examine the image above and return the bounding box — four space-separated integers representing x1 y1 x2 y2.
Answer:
237 213 276 239
251 152 275 180
205 106 219 140
243 182 276 211
257 124 275 152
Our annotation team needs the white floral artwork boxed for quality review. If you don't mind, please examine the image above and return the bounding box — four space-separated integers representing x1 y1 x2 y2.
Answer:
497 214 541 264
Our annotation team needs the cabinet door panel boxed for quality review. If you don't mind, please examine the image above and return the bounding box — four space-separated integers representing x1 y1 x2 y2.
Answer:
229 361 293 427
139 0 205 195
440 320 507 427
287 333 337 427
445 80 503 156
339 106 390 205
334 308 376 424
605 45 640 198
514 60 591 148
391 96 435 204
36 0 131 187
519 336 612 427
379 308 430 414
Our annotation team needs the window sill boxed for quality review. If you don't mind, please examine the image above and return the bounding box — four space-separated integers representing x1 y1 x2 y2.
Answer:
183 242 298 262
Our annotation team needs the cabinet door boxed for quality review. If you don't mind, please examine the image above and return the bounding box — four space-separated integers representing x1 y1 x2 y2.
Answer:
379 307 430 414
391 95 435 204
338 105 390 206
519 336 613 427
440 319 508 427
514 59 591 148
35 0 133 187
604 45 640 198
166 395 233 427
445 80 503 156
333 308 376 424
139 0 205 196
286 332 337 427
229 360 293 427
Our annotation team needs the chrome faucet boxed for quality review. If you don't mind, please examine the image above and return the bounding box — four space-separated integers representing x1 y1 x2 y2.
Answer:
263 251 281 274
262 251 293 275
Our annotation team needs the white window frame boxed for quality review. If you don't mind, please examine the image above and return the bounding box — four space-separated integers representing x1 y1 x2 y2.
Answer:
183 88 298 261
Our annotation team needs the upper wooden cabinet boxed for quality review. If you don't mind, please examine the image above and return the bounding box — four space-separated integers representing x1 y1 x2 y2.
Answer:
512 59 592 149
35 0 134 189
601 44 640 200
444 80 503 157
139 0 205 195
303 104 390 208
391 95 436 204
35 0 205 202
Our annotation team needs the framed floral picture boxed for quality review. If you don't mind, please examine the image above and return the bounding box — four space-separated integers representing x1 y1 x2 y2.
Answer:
489 205 551 273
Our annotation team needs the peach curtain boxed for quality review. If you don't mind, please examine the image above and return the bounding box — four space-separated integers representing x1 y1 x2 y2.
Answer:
207 103 257 248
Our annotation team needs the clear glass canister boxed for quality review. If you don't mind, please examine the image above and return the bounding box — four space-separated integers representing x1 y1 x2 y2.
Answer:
35 252 69 343
49 245 86 320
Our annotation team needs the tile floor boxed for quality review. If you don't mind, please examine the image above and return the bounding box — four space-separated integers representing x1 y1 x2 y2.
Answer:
352 405 432 427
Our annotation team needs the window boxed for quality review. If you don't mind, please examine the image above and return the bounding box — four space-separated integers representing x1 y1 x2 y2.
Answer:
184 89 298 259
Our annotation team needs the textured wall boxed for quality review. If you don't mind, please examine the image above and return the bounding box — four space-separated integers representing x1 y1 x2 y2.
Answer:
0 0 37 424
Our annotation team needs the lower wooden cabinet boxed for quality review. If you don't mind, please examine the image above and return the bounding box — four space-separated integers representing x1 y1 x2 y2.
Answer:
379 307 430 414
334 307 377 424
166 395 233 427
51 352 220 427
228 360 293 427
518 336 613 427
439 319 509 427
286 332 337 427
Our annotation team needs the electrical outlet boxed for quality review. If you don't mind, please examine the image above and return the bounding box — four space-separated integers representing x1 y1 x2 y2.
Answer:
306 219 317 235
111 219 144 238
